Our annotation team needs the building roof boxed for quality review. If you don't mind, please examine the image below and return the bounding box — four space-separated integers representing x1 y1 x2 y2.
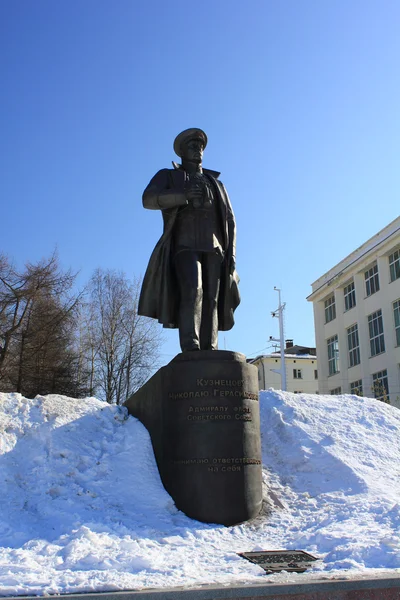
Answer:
307 216 400 301
249 346 317 363
249 353 316 362
283 344 316 356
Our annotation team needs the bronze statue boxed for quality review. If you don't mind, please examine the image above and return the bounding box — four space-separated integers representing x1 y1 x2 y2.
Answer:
138 128 240 352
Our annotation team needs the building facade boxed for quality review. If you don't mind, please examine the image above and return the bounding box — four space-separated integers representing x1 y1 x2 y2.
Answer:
250 341 318 393
308 217 400 408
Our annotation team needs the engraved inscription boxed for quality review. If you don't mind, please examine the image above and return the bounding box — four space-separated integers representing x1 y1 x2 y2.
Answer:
208 465 242 472
189 405 228 412
211 457 261 465
173 458 210 465
169 391 209 399
187 414 232 421
171 457 262 474
173 457 261 466
187 404 232 422
196 379 244 387
168 376 259 402
213 389 258 400
185 404 253 422
169 390 258 401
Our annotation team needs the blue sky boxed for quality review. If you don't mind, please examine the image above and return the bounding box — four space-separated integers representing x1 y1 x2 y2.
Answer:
1 0 399 365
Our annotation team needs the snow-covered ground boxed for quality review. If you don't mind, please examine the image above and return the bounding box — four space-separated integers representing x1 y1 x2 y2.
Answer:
0 389 399 596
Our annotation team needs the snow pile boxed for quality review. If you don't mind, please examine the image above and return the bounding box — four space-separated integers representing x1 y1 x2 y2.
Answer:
0 389 399 596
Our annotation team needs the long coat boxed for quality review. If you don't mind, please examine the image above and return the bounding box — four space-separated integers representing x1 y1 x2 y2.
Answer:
138 164 240 330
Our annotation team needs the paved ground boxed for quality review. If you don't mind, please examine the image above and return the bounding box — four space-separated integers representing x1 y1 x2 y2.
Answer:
3 575 400 600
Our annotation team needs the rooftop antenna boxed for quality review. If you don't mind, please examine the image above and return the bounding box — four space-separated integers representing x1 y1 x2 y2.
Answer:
269 287 287 391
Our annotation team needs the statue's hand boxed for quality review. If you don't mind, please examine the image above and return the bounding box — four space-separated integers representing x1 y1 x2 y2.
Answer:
185 185 203 204
175 193 189 206
155 191 188 208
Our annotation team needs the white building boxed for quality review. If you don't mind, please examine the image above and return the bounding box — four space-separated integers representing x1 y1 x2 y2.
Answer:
250 342 318 393
308 216 400 408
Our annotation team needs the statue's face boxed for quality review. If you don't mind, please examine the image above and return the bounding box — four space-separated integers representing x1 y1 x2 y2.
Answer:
182 137 204 163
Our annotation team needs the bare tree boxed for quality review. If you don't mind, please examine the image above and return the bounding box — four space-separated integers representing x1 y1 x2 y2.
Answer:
0 253 33 377
86 269 162 404
73 300 100 397
0 255 161 402
0 252 83 396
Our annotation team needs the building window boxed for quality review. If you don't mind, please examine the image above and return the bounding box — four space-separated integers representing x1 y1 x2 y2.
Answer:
368 310 385 356
330 387 341 395
293 369 302 379
372 370 390 403
347 324 360 367
327 335 339 375
389 249 400 282
350 380 363 396
324 295 336 323
364 263 380 297
314 369 318 379
393 300 400 346
394 300 400 346
344 281 356 311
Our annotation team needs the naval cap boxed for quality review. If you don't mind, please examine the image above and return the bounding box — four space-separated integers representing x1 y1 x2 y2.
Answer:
173 128 208 157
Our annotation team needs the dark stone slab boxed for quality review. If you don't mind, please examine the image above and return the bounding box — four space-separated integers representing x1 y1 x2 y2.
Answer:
239 550 319 573
124 350 262 526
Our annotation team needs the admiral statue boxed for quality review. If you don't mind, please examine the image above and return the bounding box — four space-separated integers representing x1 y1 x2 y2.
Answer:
138 128 240 352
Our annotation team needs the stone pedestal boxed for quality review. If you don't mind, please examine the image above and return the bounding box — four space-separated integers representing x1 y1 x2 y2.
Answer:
124 350 263 526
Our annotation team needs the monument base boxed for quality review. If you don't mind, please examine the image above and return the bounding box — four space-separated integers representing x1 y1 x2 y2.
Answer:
124 350 263 526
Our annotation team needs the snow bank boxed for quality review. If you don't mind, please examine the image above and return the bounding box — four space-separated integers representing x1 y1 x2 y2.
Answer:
0 389 399 596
